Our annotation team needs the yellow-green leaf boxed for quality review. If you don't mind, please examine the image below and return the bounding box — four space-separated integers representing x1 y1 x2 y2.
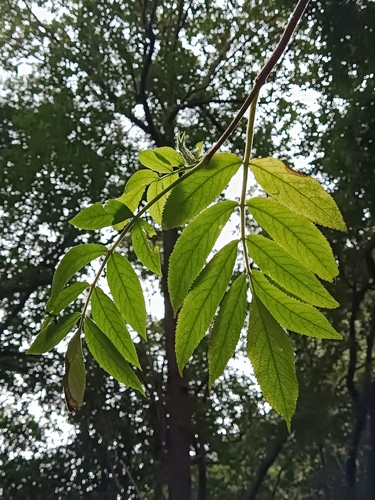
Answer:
163 152 242 229
47 243 107 308
247 197 338 282
250 157 346 231
168 201 237 313
69 200 133 230
106 252 146 338
118 170 158 212
175 240 238 373
251 270 342 340
84 318 144 395
147 173 179 225
247 296 298 430
46 282 89 315
27 312 81 354
246 235 339 309
91 287 141 368
208 275 247 388
139 147 183 173
132 220 162 276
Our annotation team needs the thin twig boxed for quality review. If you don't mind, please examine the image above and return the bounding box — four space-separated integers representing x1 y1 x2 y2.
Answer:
206 0 310 160
119 459 145 500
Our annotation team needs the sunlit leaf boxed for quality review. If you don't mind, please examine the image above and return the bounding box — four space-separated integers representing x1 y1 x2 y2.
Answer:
84 318 144 395
175 240 238 373
251 270 342 339
47 244 107 308
208 275 247 387
27 312 81 354
69 200 133 230
117 170 158 212
132 220 161 275
247 296 298 430
46 281 89 314
247 235 339 308
250 157 346 231
147 173 179 225
163 152 242 229
169 201 237 312
247 197 338 281
139 147 183 173
91 287 140 368
107 252 146 338
63 333 86 412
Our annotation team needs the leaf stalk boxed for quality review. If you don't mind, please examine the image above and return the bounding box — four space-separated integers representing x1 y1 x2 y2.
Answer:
241 92 258 277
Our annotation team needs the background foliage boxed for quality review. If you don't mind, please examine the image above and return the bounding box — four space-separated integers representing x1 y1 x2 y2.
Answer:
1 0 375 499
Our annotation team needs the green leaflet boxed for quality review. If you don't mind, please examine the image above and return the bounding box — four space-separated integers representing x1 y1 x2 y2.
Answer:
246 235 339 309
147 173 179 225
132 220 162 276
247 297 298 430
69 200 133 230
106 252 146 338
250 157 346 231
46 282 89 315
251 270 342 340
63 333 86 412
117 170 158 212
163 152 242 229
27 312 81 354
91 287 140 368
175 240 238 373
84 318 144 395
247 197 338 282
169 201 237 313
139 147 184 173
47 243 107 308
208 275 247 388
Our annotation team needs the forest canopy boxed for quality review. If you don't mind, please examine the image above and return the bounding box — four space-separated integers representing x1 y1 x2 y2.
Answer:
0 0 375 499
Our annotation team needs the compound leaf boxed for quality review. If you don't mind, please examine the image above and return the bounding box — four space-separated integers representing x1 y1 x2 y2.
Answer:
175 240 238 373
63 333 86 412
132 220 162 276
91 287 140 368
247 235 339 309
169 201 237 312
247 296 297 430
139 147 183 173
28 312 81 354
252 270 342 340
107 252 146 338
48 244 107 308
208 274 247 387
247 197 338 281
147 173 179 225
163 152 242 229
250 157 346 231
84 318 144 395
118 170 158 212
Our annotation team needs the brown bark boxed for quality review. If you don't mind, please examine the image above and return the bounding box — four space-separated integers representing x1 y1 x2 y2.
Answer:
162 228 191 500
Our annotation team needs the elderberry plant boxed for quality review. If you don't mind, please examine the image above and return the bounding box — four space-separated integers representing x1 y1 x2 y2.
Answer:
28 92 345 429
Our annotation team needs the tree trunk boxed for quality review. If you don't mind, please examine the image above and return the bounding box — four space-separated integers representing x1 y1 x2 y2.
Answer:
163 228 191 500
